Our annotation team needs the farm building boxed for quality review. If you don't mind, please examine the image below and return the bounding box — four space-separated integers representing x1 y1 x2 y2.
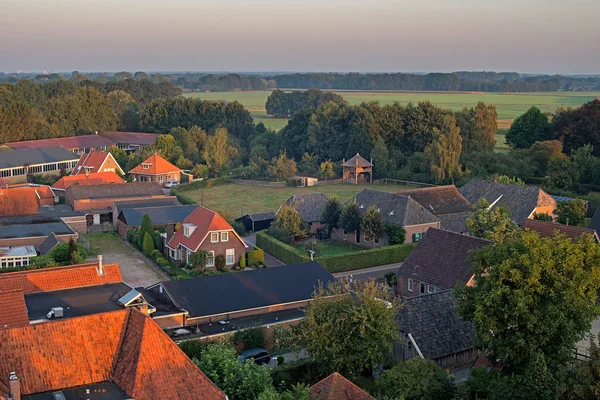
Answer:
0 147 80 183
98 131 161 153
3 134 114 155
235 212 275 233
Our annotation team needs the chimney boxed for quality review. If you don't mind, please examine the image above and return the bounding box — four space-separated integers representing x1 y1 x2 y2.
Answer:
97 255 104 276
166 223 175 240
8 372 20 400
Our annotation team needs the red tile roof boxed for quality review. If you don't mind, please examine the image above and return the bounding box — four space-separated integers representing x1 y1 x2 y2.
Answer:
4 135 114 151
0 290 29 329
52 172 125 190
521 219 599 242
0 308 225 399
167 206 246 251
0 188 39 216
309 373 374 400
0 263 123 294
99 131 161 146
72 151 124 175
129 153 181 175
11 185 55 200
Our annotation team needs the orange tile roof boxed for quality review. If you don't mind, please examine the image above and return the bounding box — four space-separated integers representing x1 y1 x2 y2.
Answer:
10 185 55 200
52 172 126 190
129 153 181 175
72 151 124 176
0 188 39 216
0 263 123 294
0 308 225 399
167 206 245 251
310 373 374 400
0 290 29 329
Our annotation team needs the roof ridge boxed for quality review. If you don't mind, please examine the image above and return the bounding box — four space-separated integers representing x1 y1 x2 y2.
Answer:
0 262 114 277
111 308 140 379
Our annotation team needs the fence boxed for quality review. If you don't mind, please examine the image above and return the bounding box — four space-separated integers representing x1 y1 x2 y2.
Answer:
374 178 438 188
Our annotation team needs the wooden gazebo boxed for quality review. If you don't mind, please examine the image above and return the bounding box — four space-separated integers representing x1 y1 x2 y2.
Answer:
342 153 373 184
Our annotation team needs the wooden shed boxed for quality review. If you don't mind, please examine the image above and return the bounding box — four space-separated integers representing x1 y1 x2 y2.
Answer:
342 153 373 184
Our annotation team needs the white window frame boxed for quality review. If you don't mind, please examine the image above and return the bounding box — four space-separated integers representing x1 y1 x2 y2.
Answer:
226 249 235 265
221 232 229 242
211 232 219 243
206 251 215 267
428 285 434 294
413 232 423 242
158 176 163 183
408 278 414 292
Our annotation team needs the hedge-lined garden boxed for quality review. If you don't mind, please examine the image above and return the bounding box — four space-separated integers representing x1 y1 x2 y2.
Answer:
255 231 415 273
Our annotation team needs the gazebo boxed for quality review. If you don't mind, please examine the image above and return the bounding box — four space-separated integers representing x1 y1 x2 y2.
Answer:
342 153 373 184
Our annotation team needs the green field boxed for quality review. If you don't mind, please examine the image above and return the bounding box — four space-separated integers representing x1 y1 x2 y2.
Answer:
184 182 415 219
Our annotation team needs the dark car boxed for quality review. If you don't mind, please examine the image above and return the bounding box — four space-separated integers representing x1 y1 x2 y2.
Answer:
239 348 271 366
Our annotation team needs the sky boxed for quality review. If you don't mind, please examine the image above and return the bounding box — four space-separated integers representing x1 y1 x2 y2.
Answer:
1 0 599 74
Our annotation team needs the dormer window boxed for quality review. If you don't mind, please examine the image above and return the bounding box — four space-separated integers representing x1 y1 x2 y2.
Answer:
389 211 394 216
360 204 364 209
142 163 151 169
183 223 196 238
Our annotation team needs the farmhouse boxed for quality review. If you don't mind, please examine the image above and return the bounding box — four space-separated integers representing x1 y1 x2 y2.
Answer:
282 193 329 234
117 204 198 237
99 131 162 153
0 146 80 183
396 228 491 297
521 219 599 242
3 134 114 154
71 150 124 176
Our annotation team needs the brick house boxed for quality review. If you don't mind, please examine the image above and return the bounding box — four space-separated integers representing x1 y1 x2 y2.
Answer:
281 193 329 235
396 228 491 298
331 189 441 247
0 219 77 249
459 179 557 224
0 187 48 216
164 206 247 268
71 151 124 176
129 153 183 186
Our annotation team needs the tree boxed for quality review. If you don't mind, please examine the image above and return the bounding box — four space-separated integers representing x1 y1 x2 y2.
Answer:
189 250 209 269
317 160 335 181
202 127 238 176
298 152 318 176
533 212 553 222
49 242 87 265
142 232 155 254
555 199 586 226
339 202 362 234
545 157 577 191
143 134 183 164
320 197 342 235
361 205 385 242
506 106 550 149
191 164 209 179
376 358 455 400
455 102 497 153
466 199 519 244
527 140 565 176
107 145 128 174
301 279 400 377
455 231 600 371
370 136 394 178
274 205 306 243
385 224 406 245
269 151 297 180
215 254 227 272
138 214 154 249
193 343 273 400
572 334 600 399
494 175 524 186
425 115 463 184
571 144 600 185
552 99 600 156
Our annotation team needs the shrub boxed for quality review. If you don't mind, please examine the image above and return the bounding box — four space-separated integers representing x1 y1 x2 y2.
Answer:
215 254 226 271
150 249 162 260
248 247 265 266
256 231 310 265
143 232 155 254
386 224 406 245
170 187 197 205
138 214 154 249
49 242 87 265
272 359 324 390
239 253 246 268
31 255 57 268
267 224 292 245
157 258 170 267
277 356 284 366
232 327 266 350
189 268 204 277
127 228 139 247
232 220 246 236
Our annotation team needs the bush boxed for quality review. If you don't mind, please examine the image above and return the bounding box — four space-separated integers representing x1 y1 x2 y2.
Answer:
143 232 155 254
232 327 266 350
384 272 398 287
248 247 265 266
232 220 246 236
49 242 88 265
31 255 57 268
215 254 226 271
267 224 293 245
239 253 246 268
189 268 204 277
127 228 139 247
256 231 310 265
170 187 197 205
150 249 162 260
277 356 284 366
272 359 324 390
157 258 170 267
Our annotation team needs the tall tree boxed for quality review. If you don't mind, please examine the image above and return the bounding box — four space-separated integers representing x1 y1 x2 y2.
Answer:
320 197 342 234
455 102 497 153
138 214 154 249
274 205 306 243
505 106 550 149
456 231 600 371
555 199 587 226
425 115 463 183
317 160 335 181
269 151 297 180
361 205 385 242
143 134 184 164
552 99 600 156
466 199 519 243
202 127 238 176
339 202 362 234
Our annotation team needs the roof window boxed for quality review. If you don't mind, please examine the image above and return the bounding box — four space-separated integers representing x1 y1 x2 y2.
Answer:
142 163 151 169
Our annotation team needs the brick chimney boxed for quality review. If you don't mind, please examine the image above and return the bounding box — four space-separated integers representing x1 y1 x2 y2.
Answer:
8 372 20 400
166 223 175 241
97 255 104 276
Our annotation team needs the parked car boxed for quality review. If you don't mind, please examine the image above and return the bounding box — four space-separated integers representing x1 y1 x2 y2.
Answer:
239 348 271 365
164 181 179 188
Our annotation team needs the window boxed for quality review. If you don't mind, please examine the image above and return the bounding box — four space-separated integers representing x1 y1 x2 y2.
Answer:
0 169 10 178
374 237 379 245
343 229 348 236
170 248 181 260
428 285 434 294
408 278 414 292
211 233 219 243
107 159 112 166
142 163 151 169
412 232 423 242
206 251 215 267
221 232 229 242
420 283 426 294
226 249 235 265
158 176 163 183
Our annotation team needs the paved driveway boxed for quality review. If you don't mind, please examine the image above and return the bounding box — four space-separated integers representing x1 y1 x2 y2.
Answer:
243 233 285 267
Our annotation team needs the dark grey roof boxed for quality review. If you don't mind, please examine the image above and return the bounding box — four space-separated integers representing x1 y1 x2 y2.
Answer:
400 185 473 215
349 189 440 227
24 381 130 400
590 208 600 237
437 212 471 234
398 228 491 289
0 146 79 170
458 179 556 224
114 197 180 215
24 282 131 320
159 262 335 318
36 232 63 255
0 220 74 239
284 193 329 223
397 290 476 360
120 204 197 227
66 182 164 200
246 212 276 222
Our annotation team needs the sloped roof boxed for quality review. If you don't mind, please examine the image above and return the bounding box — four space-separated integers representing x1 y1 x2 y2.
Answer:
342 153 373 168
0 147 80 170
237 212 276 222
401 185 473 215
129 153 181 175
166 205 243 251
309 372 374 400
36 232 63 255
349 189 440 227
66 182 164 200
11 185 55 200
589 208 600 237
398 228 491 289
113 197 180 216
52 171 125 190
458 179 556 224
0 263 122 294
521 219 599 242
437 211 471 234
4 135 114 151
158 261 334 318
99 131 161 146
0 308 225 400
71 151 124 176
397 290 476 360
0 220 74 240
0 290 29 329
0 188 39 217
284 193 329 223
120 204 198 227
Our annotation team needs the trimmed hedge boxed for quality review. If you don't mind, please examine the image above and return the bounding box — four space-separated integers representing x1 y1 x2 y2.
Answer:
255 231 415 273
247 247 265 265
170 187 197 205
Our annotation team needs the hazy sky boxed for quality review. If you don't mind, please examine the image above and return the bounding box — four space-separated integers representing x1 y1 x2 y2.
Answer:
1 0 599 74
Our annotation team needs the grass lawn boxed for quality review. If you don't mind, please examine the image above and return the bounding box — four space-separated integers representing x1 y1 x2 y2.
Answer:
183 182 416 220
295 239 364 257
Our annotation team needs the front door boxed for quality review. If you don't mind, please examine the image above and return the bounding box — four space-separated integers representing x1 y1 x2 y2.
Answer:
355 229 361 244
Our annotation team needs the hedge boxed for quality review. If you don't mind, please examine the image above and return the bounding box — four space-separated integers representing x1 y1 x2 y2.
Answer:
247 247 265 265
170 188 197 205
255 231 415 273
